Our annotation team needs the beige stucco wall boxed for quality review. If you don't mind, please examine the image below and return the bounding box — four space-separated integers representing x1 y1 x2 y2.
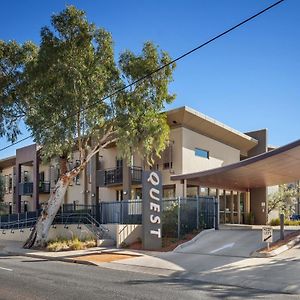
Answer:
1 166 14 204
181 127 240 173
0 224 96 242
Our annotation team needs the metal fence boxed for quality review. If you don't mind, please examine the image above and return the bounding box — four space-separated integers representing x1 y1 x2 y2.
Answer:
0 197 217 238
93 197 216 238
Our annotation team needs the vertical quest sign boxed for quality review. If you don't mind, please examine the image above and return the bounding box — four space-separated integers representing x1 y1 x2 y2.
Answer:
142 171 162 250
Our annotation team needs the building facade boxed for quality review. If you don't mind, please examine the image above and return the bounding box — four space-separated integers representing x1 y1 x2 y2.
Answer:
0 106 281 224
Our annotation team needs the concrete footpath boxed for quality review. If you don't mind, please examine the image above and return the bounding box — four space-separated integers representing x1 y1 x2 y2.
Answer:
1 229 300 295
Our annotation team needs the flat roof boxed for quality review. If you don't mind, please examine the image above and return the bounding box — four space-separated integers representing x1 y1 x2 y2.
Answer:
0 156 16 170
171 138 300 191
166 106 258 156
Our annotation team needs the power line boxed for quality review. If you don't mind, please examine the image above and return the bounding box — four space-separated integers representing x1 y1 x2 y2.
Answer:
0 0 286 153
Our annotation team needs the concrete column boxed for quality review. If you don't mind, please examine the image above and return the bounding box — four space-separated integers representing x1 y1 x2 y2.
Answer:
245 191 251 214
122 163 131 200
237 191 241 224
216 189 220 227
250 187 267 225
183 179 187 198
197 185 201 197
83 167 88 205
32 151 39 211
230 191 234 224
15 163 21 213
175 182 183 198
91 152 100 221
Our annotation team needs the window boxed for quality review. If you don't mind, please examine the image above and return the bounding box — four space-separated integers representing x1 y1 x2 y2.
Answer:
163 162 173 170
163 185 175 199
8 174 12 193
195 148 209 159
5 175 8 193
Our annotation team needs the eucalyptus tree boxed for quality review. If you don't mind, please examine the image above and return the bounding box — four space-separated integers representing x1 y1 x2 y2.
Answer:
268 184 299 218
0 40 37 142
0 6 176 248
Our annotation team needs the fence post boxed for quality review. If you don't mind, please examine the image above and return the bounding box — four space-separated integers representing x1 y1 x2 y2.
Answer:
177 197 181 239
196 196 199 230
214 197 219 230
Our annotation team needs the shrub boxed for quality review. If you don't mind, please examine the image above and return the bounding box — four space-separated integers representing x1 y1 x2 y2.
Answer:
69 238 84 250
269 218 280 226
47 236 96 251
269 218 300 226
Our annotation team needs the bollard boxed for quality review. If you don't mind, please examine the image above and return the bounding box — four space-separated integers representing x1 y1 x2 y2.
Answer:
280 213 284 240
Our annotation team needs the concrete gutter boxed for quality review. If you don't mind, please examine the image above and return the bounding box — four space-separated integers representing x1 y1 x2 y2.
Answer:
3 245 144 267
251 234 300 258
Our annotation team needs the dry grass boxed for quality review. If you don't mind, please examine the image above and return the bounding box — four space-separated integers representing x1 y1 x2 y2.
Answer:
47 237 96 252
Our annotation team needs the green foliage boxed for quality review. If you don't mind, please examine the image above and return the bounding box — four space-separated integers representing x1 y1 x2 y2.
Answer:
162 202 178 238
247 211 255 225
25 6 119 160
0 40 37 142
269 218 280 226
116 42 176 164
0 5 176 167
269 218 300 226
268 184 299 217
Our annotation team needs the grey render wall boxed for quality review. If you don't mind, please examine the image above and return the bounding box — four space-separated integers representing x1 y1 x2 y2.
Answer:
246 129 268 224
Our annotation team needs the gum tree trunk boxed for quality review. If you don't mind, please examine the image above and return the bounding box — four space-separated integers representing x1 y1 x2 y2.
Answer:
23 146 100 249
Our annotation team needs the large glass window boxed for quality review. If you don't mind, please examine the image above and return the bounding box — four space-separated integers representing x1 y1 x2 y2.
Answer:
195 148 209 159
163 185 175 199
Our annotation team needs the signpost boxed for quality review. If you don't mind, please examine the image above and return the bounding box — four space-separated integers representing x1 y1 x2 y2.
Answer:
262 226 273 250
142 171 162 250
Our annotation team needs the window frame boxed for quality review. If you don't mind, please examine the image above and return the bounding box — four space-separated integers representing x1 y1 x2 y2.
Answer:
195 148 209 159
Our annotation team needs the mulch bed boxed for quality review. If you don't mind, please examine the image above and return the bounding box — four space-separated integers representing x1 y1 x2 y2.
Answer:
126 232 200 252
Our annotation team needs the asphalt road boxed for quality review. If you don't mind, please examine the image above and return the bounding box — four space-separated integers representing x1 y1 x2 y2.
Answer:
0 254 298 300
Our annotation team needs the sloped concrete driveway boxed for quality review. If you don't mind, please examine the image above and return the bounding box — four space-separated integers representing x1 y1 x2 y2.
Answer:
174 228 294 257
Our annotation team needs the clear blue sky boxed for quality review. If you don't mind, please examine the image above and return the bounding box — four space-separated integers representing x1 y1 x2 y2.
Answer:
0 0 299 159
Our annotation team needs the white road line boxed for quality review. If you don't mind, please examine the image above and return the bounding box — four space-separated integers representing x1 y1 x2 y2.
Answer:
0 267 13 272
210 242 235 254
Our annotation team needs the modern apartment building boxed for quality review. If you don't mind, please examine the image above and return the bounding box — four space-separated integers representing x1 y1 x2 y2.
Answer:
0 106 295 224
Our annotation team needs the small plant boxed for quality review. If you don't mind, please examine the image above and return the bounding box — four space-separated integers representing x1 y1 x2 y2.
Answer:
269 218 280 226
269 218 300 226
247 212 255 225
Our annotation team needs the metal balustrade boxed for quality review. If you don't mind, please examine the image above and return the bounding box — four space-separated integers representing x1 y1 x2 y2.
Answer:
0 197 217 240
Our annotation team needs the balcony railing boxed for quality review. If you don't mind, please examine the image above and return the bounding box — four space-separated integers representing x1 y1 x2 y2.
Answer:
18 182 33 195
39 181 50 193
131 166 142 184
98 166 143 187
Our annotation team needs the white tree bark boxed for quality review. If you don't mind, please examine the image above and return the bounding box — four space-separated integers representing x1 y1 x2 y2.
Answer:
23 141 109 249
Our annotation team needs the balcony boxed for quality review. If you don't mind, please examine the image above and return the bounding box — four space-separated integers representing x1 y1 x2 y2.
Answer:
39 181 50 193
97 166 142 187
18 182 33 195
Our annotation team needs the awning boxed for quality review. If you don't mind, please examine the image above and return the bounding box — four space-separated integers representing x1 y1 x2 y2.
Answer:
171 139 300 191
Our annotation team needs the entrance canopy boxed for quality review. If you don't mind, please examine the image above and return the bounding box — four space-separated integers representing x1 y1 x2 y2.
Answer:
171 139 300 191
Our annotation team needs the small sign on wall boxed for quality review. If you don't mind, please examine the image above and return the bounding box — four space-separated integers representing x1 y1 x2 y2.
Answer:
142 171 162 250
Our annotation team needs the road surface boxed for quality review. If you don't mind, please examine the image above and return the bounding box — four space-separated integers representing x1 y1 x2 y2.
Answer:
0 254 298 300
